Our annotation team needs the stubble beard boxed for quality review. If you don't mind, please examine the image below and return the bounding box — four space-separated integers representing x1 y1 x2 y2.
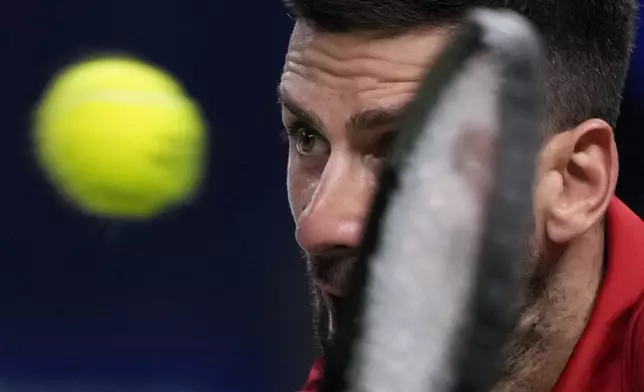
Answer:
306 231 574 392
309 277 330 351
306 251 355 353
492 233 577 392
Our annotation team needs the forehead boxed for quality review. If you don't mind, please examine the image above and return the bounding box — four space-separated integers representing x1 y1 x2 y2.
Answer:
280 22 453 121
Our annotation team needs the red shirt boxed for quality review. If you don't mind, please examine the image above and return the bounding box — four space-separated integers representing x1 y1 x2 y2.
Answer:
300 198 644 392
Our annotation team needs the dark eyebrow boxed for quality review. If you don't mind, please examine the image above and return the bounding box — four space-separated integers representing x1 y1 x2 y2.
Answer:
278 89 324 130
346 106 407 131
278 86 407 133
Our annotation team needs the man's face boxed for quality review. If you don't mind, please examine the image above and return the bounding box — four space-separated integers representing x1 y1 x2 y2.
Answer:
279 22 457 340
279 19 616 392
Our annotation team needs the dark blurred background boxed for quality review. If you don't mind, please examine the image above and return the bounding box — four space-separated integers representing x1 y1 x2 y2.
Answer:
0 1 642 392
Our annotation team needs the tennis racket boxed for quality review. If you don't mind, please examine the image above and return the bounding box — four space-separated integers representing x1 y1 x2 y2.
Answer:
320 9 544 392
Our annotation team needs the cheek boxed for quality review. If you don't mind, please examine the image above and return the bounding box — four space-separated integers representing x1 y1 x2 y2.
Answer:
286 153 320 220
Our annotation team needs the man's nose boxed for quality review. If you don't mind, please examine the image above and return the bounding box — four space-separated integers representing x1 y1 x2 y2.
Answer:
296 155 375 254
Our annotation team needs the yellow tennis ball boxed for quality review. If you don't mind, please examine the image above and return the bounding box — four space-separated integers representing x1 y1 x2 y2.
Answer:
33 56 207 220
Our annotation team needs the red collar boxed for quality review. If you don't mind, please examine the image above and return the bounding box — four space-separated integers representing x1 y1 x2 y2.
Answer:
554 197 644 391
301 198 644 392
299 357 323 392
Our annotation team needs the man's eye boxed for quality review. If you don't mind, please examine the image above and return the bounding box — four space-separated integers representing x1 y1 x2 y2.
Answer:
288 126 330 157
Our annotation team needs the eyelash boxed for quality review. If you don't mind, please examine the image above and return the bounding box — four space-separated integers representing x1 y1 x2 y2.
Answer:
280 127 292 143
281 121 312 142
281 122 398 158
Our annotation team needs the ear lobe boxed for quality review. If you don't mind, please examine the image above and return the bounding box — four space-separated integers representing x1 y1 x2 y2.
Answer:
545 119 618 244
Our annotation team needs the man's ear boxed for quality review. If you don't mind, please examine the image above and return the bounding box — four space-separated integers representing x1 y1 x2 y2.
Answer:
535 119 618 244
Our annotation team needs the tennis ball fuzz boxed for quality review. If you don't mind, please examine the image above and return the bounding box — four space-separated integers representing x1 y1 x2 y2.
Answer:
34 56 207 219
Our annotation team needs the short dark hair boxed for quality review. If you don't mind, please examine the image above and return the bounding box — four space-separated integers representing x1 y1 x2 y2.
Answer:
283 0 638 132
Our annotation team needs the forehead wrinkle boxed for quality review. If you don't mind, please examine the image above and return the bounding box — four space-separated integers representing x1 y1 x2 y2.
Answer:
280 23 455 138
286 43 426 84
286 21 453 84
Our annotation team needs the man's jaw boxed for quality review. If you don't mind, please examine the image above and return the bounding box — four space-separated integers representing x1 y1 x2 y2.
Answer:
307 250 357 340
